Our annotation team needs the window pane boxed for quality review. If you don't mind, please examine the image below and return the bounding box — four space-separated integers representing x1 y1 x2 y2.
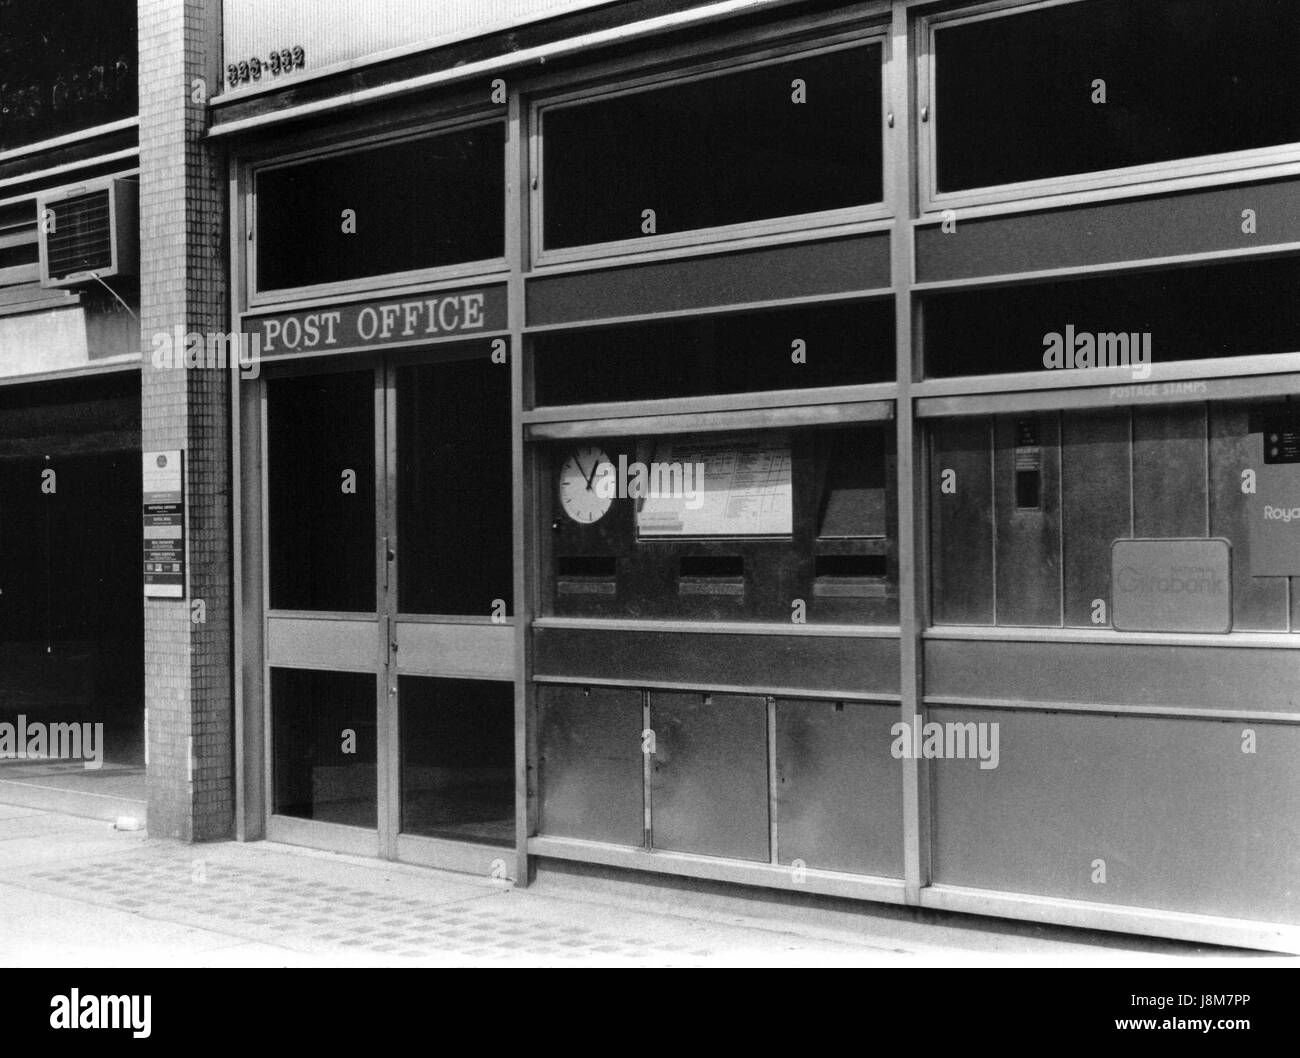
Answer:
400 677 514 845
0 0 136 151
532 301 894 405
543 44 882 249
923 256 1300 378
935 0 1300 193
272 668 377 827
397 351 512 616
267 370 375 612
256 124 504 290
542 425 897 625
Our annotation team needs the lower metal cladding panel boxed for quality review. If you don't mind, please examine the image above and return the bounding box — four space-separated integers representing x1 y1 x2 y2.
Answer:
775 699 903 877
649 692 770 862
537 684 644 846
928 706 1300 926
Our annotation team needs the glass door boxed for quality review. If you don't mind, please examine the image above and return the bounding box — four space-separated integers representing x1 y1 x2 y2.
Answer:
262 345 516 873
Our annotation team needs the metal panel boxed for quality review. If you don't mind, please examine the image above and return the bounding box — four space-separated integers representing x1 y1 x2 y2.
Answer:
1133 404 1207 538
537 685 644 846
394 621 515 680
1061 409 1130 627
926 638 1300 714
915 177 1300 282
266 614 377 671
929 418 993 624
222 0 614 78
1209 403 1288 630
649 691 769 861
775 699 902 877
533 627 900 696
994 413 1060 626
526 236 891 325
929 706 1300 925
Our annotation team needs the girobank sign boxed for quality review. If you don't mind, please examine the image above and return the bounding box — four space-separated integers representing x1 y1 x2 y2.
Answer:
1110 539 1232 634
223 0 617 87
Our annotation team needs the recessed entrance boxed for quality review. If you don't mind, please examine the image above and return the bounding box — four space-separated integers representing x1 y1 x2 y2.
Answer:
0 371 144 819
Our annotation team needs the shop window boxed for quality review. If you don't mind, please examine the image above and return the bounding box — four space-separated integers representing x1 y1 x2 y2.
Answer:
540 424 897 625
532 300 893 406
255 123 504 292
396 352 512 616
0 0 136 151
923 256 1300 379
399 677 514 846
272 668 377 827
267 370 376 613
931 0 1300 196
541 42 883 252
929 403 1296 632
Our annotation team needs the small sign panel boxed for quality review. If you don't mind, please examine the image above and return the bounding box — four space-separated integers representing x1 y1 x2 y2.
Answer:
143 450 185 599
1111 538 1231 634
1249 459 1300 576
1263 417 1300 464
636 435 793 538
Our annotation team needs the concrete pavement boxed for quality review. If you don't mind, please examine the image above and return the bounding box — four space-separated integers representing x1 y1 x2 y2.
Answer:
0 803 1279 967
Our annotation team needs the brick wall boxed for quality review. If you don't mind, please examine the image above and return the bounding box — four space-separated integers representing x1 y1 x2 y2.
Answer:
138 0 232 841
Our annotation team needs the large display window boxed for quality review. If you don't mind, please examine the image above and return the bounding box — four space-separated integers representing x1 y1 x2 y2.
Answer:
536 36 886 262
252 121 505 298
921 0 1300 208
539 423 896 625
928 400 1300 632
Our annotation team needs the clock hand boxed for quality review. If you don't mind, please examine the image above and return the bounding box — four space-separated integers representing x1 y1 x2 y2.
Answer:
582 456 602 491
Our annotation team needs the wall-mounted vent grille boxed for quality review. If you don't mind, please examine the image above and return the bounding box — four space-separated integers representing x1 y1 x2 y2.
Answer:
38 179 137 288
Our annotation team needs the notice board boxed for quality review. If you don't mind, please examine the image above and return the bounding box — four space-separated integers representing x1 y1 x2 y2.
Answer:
143 450 185 599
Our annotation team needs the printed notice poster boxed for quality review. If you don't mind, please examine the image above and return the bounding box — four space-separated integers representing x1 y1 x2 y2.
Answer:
143 450 185 599
637 434 793 538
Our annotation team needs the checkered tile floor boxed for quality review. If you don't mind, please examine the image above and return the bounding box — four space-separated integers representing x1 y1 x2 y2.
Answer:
12 854 714 961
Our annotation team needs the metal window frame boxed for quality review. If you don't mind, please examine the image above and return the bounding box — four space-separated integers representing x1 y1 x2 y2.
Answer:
529 25 893 269
915 0 1300 215
243 112 510 309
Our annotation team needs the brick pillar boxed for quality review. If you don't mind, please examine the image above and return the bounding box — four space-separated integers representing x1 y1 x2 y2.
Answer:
138 0 232 841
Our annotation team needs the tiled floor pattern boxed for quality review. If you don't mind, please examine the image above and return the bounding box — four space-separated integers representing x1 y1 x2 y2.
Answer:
10 854 714 962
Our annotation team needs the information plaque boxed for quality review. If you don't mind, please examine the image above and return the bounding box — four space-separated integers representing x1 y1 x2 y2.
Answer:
143 450 185 599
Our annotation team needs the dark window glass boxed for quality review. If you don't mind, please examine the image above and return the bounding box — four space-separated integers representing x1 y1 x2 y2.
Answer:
267 370 376 611
542 426 897 625
0 372 142 768
272 668 377 827
256 125 505 290
924 256 1300 378
934 0 1300 193
397 351 513 615
0 0 136 151
532 301 894 405
400 677 515 845
543 45 882 249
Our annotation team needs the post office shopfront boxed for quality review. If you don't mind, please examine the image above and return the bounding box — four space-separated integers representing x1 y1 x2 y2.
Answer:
218 0 1300 952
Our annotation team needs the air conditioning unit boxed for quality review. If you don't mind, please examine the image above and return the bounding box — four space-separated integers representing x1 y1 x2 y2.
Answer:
37 178 138 288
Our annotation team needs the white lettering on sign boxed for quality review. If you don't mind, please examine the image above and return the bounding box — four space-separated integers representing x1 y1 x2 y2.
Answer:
257 296 487 352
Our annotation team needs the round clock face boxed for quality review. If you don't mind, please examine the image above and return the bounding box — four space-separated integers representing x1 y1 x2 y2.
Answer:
559 446 615 524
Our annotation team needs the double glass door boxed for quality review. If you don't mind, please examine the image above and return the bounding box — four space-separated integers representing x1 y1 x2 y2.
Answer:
261 347 516 873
